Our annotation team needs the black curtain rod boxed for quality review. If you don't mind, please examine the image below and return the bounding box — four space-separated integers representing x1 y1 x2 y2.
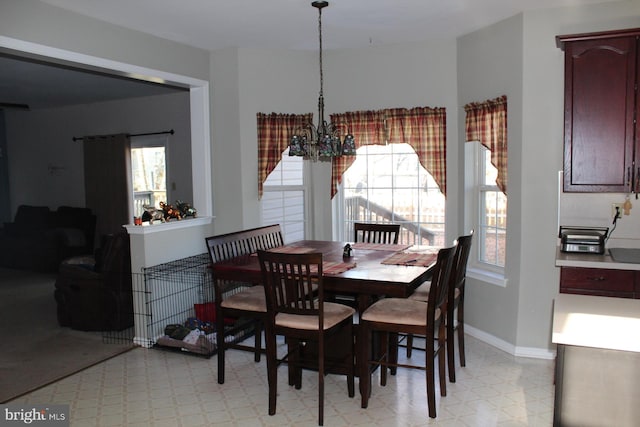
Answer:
72 129 174 142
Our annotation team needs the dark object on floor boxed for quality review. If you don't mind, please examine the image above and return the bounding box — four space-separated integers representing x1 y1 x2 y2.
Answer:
155 318 255 358
54 231 133 331
0 204 96 272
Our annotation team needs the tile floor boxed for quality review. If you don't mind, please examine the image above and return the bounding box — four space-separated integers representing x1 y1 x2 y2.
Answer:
10 334 554 426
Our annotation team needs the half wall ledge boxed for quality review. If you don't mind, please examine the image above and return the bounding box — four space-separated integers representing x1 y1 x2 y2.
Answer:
124 216 213 235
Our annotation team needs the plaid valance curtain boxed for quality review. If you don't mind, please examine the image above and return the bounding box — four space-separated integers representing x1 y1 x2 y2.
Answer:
257 107 447 200
385 107 447 197
257 112 312 199
464 95 508 194
330 110 387 199
330 107 446 198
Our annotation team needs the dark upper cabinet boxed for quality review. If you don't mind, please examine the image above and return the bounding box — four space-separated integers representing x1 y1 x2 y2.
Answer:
557 28 640 192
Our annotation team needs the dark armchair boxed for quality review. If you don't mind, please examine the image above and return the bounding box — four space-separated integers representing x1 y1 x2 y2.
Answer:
54 231 133 331
0 205 96 272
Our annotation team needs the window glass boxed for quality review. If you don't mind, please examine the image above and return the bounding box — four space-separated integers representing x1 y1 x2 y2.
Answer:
261 149 306 243
132 146 166 218
478 145 507 268
342 143 445 246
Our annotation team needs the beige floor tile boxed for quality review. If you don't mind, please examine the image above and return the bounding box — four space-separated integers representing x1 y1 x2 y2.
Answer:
9 335 554 426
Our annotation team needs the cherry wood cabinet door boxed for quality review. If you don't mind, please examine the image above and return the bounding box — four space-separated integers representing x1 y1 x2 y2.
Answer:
562 36 637 192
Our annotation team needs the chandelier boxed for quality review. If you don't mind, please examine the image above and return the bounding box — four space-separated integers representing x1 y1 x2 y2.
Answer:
289 1 356 161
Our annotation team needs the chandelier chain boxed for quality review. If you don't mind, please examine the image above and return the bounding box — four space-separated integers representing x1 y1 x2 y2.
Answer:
317 5 324 100
287 1 356 160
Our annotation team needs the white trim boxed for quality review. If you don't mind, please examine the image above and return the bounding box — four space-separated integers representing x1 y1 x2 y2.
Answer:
465 324 556 360
0 36 204 87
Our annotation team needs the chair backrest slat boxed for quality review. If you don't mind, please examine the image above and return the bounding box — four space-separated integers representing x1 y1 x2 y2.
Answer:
354 222 401 244
205 224 284 301
258 250 323 318
206 224 284 263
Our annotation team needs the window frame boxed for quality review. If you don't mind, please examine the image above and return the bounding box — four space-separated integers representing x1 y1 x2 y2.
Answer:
465 141 508 287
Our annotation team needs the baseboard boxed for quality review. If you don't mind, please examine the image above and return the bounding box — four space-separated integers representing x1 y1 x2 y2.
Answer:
465 325 556 360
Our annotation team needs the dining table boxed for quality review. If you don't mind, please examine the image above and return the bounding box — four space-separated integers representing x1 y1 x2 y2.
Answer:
210 239 440 397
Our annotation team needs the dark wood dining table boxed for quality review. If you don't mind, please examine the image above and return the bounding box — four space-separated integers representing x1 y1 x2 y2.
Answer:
210 239 439 397
211 239 438 315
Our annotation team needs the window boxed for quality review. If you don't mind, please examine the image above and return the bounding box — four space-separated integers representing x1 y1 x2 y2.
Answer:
131 136 167 218
466 142 507 280
261 148 307 243
340 143 445 246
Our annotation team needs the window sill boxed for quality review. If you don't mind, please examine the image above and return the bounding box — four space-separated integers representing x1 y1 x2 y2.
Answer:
467 266 507 287
124 216 213 235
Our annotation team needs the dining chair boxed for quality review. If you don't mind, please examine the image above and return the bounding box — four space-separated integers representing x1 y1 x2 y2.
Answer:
205 224 284 384
257 249 356 426
354 222 401 244
406 231 473 382
339 222 402 310
359 245 456 419
406 230 473 383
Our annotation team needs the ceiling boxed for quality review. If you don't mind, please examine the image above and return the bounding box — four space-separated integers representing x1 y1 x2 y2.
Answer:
1 0 617 110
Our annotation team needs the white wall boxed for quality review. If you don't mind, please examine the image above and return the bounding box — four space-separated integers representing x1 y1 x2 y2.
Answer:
211 40 459 243
209 47 317 235
458 0 640 355
4 92 192 217
458 15 524 350
0 0 209 83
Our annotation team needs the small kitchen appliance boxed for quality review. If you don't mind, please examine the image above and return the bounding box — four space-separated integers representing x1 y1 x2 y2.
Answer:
559 226 608 254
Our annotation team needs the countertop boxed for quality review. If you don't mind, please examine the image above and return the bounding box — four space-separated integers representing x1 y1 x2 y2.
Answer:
552 293 640 352
555 246 640 270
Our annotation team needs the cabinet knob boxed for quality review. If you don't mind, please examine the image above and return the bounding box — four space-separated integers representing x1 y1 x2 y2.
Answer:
588 276 606 281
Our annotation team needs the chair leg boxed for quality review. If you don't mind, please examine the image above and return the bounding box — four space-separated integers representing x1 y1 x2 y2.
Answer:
438 323 447 397
217 316 226 384
288 339 303 390
406 333 414 358
254 320 262 362
447 313 456 383
347 323 355 398
425 334 437 418
389 332 398 375
458 303 466 367
438 338 447 398
360 322 371 409
265 328 278 416
318 337 325 426
380 331 388 387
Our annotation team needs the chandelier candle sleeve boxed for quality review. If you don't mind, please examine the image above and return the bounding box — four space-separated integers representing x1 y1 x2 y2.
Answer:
289 1 356 161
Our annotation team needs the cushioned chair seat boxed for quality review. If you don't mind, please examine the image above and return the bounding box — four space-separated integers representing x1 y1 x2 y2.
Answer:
409 282 459 302
276 302 355 330
362 298 440 326
220 286 267 312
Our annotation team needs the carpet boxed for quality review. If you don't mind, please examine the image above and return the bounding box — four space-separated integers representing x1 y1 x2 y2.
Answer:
0 268 135 403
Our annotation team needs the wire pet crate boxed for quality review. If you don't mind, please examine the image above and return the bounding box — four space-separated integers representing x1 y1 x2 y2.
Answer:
136 253 254 357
